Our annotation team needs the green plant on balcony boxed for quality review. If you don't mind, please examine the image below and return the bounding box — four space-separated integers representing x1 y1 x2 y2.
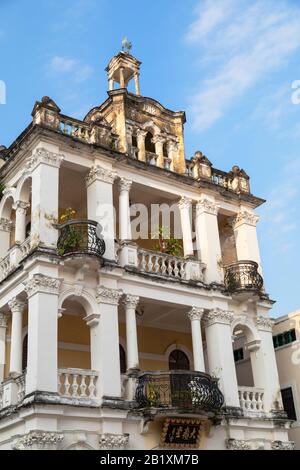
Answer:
152 225 183 257
146 381 160 407
57 208 84 256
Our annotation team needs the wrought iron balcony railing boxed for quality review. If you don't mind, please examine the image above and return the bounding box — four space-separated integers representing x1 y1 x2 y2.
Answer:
135 370 224 412
56 220 105 258
224 260 263 293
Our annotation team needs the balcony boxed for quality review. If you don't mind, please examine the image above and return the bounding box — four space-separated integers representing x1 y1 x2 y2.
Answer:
238 386 265 415
135 371 224 413
224 261 263 294
56 220 105 258
58 368 98 400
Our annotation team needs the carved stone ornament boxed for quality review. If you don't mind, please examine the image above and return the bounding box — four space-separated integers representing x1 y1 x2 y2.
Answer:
234 211 260 228
13 431 64 450
23 274 61 298
178 196 192 211
13 201 30 214
122 294 139 309
256 316 275 332
188 307 205 322
98 433 129 450
0 218 13 232
29 148 64 171
271 440 295 451
226 439 251 450
97 286 122 305
86 165 117 186
8 298 25 314
196 198 219 216
204 308 234 327
0 313 8 328
118 177 132 192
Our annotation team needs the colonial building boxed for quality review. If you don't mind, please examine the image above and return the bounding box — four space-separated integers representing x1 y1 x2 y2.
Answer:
0 48 293 450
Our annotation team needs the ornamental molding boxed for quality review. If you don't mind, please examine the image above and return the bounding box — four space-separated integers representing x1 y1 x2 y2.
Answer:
196 198 219 216
23 274 61 298
13 200 30 214
97 286 122 305
256 316 275 332
98 433 129 450
13 431 64 450
122 294 139 309
204 308 234 327
29 148 64 171
271 440 295 451
86 165 117 186
8 298 25 314
188 307 205 322
152 134 166 145
0 218 13 232
226 439 251 450
234 210 259 228
178 196 192 211
0 313 8 328
118 177 132 192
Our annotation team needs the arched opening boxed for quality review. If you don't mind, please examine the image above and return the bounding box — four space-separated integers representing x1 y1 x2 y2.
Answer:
163 142 169 158
232 324 255 387
169 349 190 371
119 344 126 374
18 177 32 240
22 334 28 372
145 132 155 154
0 195 15 252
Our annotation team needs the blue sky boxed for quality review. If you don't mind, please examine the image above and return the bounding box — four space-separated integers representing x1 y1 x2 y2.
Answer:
0 0 300 317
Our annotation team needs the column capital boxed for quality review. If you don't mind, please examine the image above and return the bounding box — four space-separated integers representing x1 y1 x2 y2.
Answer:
29 147 64 171
196 197 219 216
256 315 275 332
86 165 117 186
234 210 259 228
152 134 166 145
13 200 30 214
0 218 13 232
168 140 178 152
188 306 205 322
118 177 132 192
136 129 148 139
204 308 234 327
97 286 122 305
178 196 192 211
0 313 8 328
23 274 61 298
123 294 139 309
8 297 25 314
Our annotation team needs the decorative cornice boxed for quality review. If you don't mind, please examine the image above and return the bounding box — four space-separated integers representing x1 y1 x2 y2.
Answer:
23 274 61 298
123 294 139 309
256 316 275 332
204 308 234 327
0 218 13 232
118 177 132 192
196 198 219 216
13 431 64 450
226 439 251 450
188 307 205 322
178 196 192 211
234 210 259 228
271 440 295 451
98 433 129 450
0 313 8 328
8 298 25 314
29 148 64 171
86 165 117 186
97 286 122 305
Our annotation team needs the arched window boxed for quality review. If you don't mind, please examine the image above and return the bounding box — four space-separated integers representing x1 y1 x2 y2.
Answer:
169 349 190 371
145 132 155 154
163 142 169 158
22 334 28 371
119 344 126 374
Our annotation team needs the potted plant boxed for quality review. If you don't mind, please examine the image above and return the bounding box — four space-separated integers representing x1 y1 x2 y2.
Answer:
57 208 84 256
152 225 183 257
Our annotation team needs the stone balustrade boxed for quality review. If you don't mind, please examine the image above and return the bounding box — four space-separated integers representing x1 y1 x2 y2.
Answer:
138 249 187 280
0 373 26 410
58 368 98 399
0 253 12 282
59 117 90 143
238 386 265 413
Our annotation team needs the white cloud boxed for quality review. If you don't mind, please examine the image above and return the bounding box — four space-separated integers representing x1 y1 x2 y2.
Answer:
47 56 93 83
185 0 300 131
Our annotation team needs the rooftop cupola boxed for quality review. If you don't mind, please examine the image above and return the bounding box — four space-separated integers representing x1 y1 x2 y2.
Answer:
106 38 141 95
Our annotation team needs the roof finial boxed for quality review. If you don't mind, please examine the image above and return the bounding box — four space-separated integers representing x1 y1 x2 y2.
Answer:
122 37 132 54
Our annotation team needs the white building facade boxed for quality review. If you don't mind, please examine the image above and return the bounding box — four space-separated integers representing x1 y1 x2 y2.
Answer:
0 50 293 451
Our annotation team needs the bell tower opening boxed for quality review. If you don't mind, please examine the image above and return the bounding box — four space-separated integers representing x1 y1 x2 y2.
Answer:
106 38 141 95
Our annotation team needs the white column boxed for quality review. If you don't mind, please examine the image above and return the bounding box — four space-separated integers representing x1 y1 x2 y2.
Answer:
24 273 60 394
119 178 132 241
152 135 165 168
134 73 140 95
167 141 178 171
123 295 139 371
119 67 125 88
195 197 222 284
187 307 205 372
234 210 262 274
256 315 282 412
30 147 64 249
0 313 8 383
8 298 25 377
0 218 12 258
94 286 122 397
178 197 194 258
108 79 114 91
86 165 117 261
14 201 29 244
204 308 240 408
136 129 147 162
